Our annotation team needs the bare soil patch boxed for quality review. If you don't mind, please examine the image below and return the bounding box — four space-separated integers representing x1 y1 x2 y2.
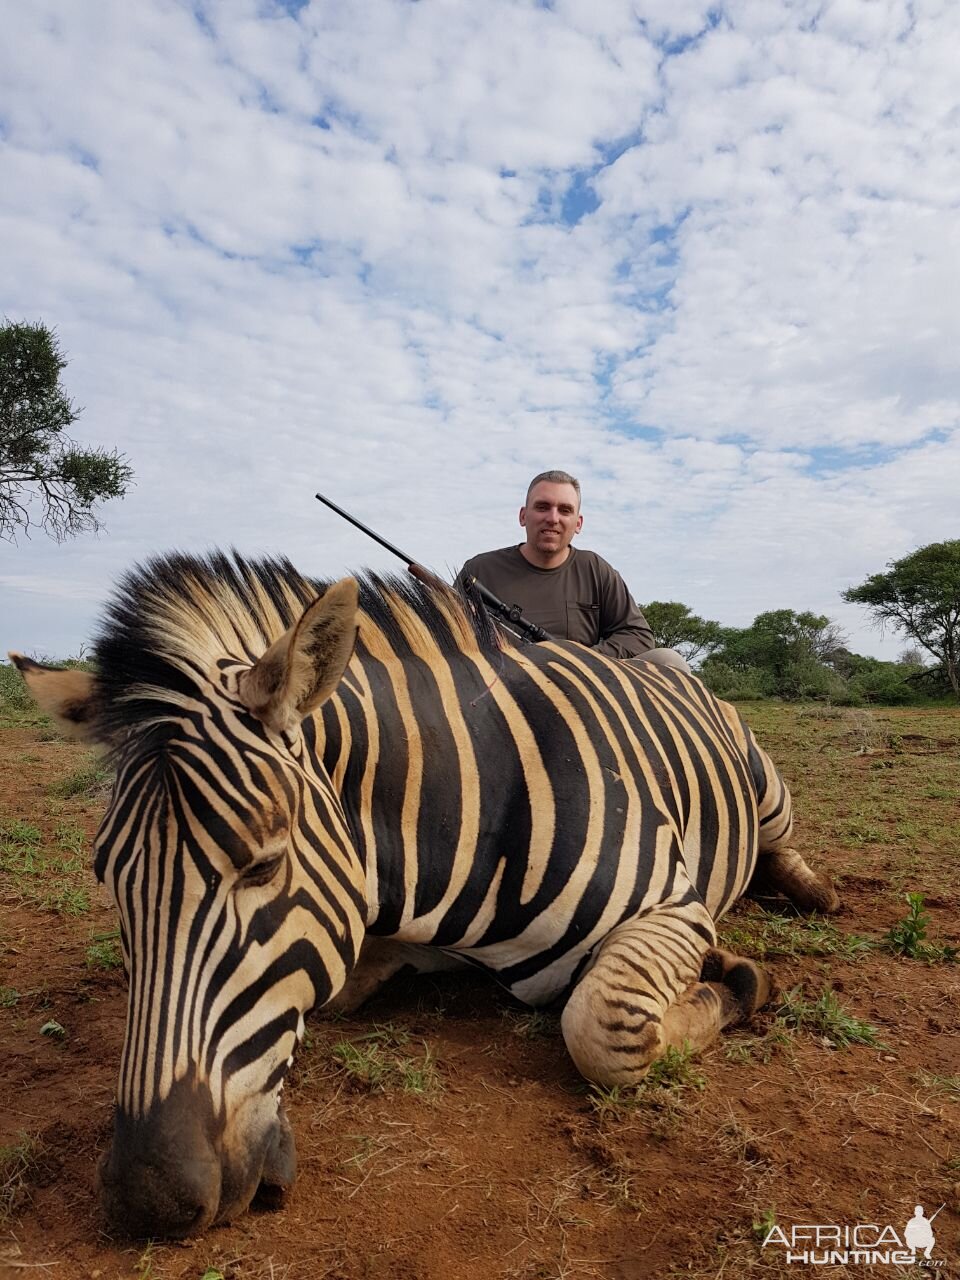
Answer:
2 705 959 1278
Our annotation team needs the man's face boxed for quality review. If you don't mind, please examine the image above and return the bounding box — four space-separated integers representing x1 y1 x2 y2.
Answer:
519 481 583 559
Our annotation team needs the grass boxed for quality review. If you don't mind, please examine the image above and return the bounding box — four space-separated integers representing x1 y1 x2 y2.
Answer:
883 893 958 963
723 1025 794 1065
751 1207 778 1245
916 1070 960 1099
0 1132 42 1223
587 1043 706 1123
503 1008 558 1039
775 987 886 1049
86 930 123 970
47 758 111 800
720 908 872 961
0 815 91 916
330 1025 441 1094
134 1244 157 1279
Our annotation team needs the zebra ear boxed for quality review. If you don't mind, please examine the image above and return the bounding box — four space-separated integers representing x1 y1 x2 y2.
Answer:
7 653 103 742
239 578 359 732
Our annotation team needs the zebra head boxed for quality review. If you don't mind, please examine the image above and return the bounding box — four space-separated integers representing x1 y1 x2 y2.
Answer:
11 565 368 1238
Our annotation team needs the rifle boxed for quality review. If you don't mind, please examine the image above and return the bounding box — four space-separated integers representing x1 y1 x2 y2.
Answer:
314 493 551 644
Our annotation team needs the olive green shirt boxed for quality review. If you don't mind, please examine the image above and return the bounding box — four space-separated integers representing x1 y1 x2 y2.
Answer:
459 546 654 660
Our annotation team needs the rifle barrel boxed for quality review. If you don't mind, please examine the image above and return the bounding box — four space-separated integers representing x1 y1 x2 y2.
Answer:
314 491 551 643
315 493 415 566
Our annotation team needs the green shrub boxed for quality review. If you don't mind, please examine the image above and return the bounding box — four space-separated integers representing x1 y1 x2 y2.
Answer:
699 661 776 701
0 663 33 712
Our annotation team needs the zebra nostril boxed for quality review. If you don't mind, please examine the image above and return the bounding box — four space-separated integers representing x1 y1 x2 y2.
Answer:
181 1201 212 1236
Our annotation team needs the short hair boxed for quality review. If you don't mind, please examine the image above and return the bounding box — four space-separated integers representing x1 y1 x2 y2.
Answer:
525 470 581 508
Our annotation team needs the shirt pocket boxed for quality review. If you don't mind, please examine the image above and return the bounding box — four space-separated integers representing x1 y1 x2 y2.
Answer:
565 602 601 646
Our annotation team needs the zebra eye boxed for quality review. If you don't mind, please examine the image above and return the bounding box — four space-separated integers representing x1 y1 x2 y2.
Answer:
240 853 285 888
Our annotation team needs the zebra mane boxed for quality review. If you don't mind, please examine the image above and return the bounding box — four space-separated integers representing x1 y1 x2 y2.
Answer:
92 550 499 740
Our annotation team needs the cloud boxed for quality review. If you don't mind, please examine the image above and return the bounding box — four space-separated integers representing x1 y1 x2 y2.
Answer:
0 0 956 668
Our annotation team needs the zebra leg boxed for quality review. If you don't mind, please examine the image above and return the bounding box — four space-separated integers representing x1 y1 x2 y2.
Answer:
560 901 770 1087
750 848 840 914
321 937 467 1015
746 734 840 914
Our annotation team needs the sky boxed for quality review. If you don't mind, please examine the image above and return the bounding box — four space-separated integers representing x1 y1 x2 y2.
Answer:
2 0 957 662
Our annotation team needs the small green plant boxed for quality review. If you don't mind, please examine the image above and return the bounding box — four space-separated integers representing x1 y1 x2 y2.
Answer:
0 1132 41 1222
47 884 91 916
586 1083 640 1121
53 820 85 855
40 1019 66 1039
723 1025 793 1065
0 820 41 847
86 933 123 970
587 1043 705 1121
720 909 871 961
884 893 959 963
0 818 92 916
48 760 111 799
331 1026 440 1094
0 986 20 1008
395 1046 439 1094
644 1044 706 1091
503 1008 556 1039
752 1207 777 1244
135 1244 157 1280
916 1070 960 1099
776 988 885 1049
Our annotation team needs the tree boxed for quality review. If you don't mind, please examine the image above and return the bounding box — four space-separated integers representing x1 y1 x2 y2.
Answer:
0 320 132 541
843 541 960 697
702 609 848 700
640 601 723 667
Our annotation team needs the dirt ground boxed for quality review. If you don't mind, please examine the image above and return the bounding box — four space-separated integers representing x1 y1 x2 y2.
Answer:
1 704 959 1279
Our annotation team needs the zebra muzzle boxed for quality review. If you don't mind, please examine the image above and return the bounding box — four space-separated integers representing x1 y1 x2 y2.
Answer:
98 1081 222 1239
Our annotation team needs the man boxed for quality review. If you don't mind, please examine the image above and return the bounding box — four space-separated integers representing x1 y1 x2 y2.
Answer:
460 470 688 670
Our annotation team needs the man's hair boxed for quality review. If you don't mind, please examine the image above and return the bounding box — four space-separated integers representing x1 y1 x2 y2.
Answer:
525 470 581 507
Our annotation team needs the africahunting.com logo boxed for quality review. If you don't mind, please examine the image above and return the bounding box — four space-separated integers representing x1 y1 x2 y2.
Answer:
762 1203 946 1267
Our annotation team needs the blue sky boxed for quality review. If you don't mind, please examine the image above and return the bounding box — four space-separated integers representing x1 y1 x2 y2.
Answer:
2 0 957 660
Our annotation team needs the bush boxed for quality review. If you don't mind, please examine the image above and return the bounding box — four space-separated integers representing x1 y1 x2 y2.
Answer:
841 655 936 706
0 662 33 711
699 661 776 701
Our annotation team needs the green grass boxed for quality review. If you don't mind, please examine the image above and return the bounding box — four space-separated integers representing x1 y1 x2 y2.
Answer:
0 1132 42 1222
86 930 123 970
0 820 42 850
0 816 91 915
587 1044 706 1122
330 1026 441 1095
720 908 872 961
0 986 20 1007
751 1207 778 1245
48 758 111 800
502 1008 557 1039
916 1070 960 1099
775 987 885 1049
723 1024 794 1065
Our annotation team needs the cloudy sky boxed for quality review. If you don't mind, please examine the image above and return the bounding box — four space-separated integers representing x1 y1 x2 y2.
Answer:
2 0 957 661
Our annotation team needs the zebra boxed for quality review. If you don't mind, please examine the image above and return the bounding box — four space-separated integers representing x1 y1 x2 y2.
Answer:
11 551 838 1239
